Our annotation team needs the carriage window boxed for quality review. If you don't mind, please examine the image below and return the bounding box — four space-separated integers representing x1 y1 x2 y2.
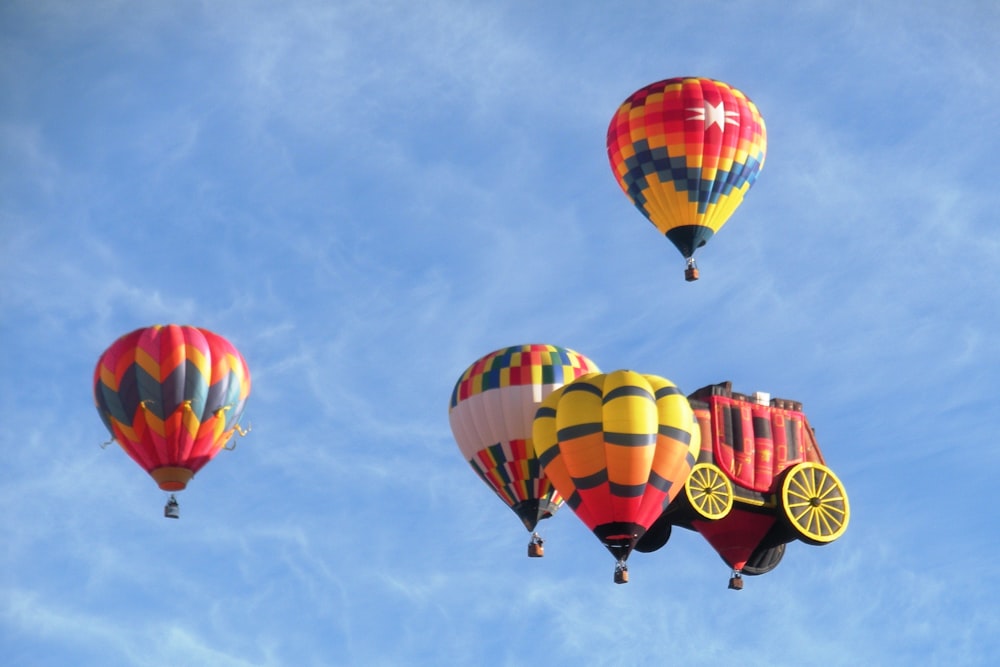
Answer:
786 416 801 461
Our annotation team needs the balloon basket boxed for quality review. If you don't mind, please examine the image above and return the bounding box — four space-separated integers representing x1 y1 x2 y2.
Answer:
614 562 629 585
728 571 743 590
528 533 544 557
684 266 699 282
164 494 180 519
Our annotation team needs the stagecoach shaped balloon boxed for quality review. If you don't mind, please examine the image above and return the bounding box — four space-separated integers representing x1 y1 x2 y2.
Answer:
607 76 767 281
636 381 850 589
449 344 599 556
93 324 251 518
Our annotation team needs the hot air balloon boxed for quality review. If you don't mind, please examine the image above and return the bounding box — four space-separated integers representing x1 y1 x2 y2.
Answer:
607 76 767 281
532 370 700 583
93 325 251 518
449 344 599 556
638 382 849 589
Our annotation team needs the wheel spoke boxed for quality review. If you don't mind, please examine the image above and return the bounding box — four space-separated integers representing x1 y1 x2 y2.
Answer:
804 505 830 534
816 507 838 536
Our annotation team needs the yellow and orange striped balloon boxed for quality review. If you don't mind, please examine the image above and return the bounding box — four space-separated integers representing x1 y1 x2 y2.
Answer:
533 370 699 565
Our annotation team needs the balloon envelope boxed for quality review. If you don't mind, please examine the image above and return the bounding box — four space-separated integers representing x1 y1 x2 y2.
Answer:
646 381 850 583
449 344 599 532
93 325 251 491
532 370 700 563
607 76 766 263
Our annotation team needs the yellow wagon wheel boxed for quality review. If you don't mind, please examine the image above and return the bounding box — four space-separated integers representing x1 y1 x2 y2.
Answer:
780 462 850 545
685 463 734 520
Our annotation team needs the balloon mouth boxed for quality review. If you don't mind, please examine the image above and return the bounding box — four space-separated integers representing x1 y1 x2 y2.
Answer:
513 498 560 532
150 466 194 491
665 225 713 260
594 522 645 561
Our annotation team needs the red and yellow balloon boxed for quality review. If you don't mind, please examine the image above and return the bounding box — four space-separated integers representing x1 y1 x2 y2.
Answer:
607 77 767 281
93 325 251 512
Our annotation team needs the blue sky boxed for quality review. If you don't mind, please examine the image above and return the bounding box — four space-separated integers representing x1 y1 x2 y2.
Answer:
2 1 998 665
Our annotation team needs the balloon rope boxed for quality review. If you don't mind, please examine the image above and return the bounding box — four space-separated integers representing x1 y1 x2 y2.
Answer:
223 423 251 450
